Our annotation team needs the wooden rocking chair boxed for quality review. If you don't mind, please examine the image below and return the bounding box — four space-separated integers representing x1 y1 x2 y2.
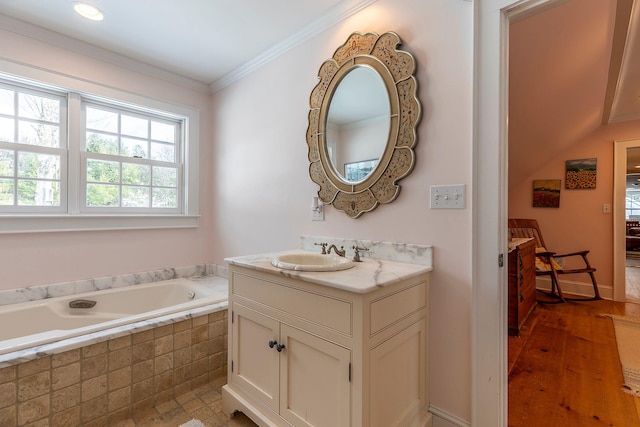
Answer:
508 218 601 302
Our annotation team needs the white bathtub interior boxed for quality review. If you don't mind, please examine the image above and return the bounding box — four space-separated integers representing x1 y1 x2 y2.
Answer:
0 278 226 355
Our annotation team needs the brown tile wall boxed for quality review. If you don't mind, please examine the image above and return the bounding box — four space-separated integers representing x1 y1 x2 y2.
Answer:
0 310 227 426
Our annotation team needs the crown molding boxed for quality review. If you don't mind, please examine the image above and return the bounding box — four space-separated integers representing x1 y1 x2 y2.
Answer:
0 0 378 95
0 13 211 93
209 0 378 93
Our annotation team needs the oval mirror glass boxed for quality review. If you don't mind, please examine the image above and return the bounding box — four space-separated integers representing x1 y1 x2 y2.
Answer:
325 66 390 183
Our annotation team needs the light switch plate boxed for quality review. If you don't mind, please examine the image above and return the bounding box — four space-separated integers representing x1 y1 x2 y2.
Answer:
430 185 465 209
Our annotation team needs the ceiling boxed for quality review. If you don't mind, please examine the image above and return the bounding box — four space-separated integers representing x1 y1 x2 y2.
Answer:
1 0 639 188
0 0 375 90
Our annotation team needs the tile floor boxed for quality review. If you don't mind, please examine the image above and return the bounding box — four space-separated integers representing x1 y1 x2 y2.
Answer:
114 377 258 427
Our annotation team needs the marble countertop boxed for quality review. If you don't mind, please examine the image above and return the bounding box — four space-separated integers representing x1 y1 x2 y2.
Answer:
225 250 433 294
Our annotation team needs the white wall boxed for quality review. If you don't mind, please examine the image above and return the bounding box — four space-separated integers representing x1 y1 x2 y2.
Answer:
211 0 474 423
509 119 640 298
0 28 215 289
339 118 388 172
0 0 475 423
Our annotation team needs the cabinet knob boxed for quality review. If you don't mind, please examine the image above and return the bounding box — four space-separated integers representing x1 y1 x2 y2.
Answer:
268 340 277 349
276 343 286 352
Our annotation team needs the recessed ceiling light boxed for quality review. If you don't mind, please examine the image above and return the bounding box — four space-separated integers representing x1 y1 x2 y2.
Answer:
73 2 104 21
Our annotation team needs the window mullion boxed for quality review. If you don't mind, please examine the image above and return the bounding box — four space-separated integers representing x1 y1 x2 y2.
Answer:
67 93 82 214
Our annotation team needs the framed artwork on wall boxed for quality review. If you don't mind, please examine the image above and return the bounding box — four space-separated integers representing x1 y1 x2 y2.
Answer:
533 179 561 208
565 158 596 189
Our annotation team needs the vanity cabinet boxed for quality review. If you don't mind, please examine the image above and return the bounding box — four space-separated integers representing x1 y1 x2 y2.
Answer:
508 238 536 336
231 302 351 426
222 264 432 427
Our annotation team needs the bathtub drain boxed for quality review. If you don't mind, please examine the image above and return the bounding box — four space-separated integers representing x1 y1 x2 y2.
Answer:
69 299 97 309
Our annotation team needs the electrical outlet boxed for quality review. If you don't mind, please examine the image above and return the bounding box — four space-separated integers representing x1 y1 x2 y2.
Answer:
430 185 465 209
312 204 324 221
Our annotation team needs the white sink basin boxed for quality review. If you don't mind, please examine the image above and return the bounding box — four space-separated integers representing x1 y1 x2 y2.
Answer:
271 253 354 272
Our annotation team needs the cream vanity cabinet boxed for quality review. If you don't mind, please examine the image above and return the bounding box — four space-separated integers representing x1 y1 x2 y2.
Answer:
222 261 432 427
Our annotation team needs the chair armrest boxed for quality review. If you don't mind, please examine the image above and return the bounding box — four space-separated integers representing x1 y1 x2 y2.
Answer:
554 250 589 258
536 251 556 258
553 250 594 270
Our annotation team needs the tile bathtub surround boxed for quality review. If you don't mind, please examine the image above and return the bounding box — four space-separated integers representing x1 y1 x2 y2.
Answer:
300 235 433 266
0 310 227 427
0 264 219 307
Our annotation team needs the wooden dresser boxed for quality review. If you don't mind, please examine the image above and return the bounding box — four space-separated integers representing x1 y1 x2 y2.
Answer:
508 237 536 336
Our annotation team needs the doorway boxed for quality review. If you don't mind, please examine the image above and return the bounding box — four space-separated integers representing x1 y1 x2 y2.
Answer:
614 139 640 302
474 0 596 425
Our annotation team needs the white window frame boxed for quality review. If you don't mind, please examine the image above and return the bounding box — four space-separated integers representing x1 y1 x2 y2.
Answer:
0 61 199 233
0 82 68 213
80 99 184 215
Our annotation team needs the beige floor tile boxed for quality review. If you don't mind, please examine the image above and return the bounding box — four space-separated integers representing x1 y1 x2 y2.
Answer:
116 380 258 427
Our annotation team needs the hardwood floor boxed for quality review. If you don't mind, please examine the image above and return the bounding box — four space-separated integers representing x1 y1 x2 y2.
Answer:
508 297 640 426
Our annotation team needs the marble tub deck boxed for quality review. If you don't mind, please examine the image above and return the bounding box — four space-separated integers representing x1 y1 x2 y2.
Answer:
0 275 229 368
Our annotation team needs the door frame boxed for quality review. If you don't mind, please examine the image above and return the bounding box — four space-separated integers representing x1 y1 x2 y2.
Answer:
473 1 566 425
613 139 640 301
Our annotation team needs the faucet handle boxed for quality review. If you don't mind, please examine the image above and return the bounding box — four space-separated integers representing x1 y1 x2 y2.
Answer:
352 246 369 262
314 242 327 254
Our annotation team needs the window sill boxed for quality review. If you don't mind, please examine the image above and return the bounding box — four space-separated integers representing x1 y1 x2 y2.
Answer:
0 214 200 234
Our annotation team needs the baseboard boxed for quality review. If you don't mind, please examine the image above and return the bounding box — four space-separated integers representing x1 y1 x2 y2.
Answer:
429 404 470 427
536 277 612 300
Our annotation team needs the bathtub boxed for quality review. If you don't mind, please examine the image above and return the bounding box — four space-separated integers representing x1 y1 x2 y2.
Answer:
0 278 226 355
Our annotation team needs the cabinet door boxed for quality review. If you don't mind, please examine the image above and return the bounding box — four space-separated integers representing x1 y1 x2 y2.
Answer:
370 320 426 427
231 303 280 413
279 324 351 427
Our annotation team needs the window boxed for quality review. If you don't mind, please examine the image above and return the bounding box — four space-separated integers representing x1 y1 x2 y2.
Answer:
0 70 199 233
626 190 640 220
0 84 66 211
81 103 182 213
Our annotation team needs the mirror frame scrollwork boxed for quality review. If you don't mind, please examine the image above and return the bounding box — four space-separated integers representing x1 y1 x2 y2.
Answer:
307 31 421 218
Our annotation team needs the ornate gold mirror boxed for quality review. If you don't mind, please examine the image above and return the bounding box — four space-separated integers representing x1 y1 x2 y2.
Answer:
307 31 421 218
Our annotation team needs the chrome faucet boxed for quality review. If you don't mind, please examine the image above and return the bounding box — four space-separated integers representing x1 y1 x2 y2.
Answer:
327 244 346 257
352 246 369 262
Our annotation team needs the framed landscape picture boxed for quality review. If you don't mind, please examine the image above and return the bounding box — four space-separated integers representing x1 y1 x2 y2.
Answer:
565 158 596 189
533 179 561 208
